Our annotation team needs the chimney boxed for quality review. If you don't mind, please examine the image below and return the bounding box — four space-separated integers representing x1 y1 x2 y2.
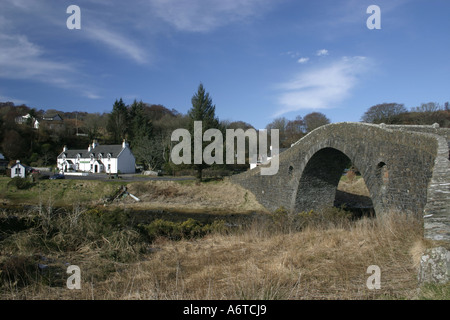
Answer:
88 145 92 152
122 139 129 149
92 139 98 149
63 145 67 152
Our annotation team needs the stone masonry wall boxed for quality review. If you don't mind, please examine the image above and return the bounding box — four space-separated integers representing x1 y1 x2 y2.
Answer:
382 124 450 243
230 123 447 223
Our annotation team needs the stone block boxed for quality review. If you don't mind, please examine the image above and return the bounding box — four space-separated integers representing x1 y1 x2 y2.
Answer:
418 247 450 285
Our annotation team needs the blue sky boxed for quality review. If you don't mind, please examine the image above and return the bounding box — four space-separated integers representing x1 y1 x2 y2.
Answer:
0 0 449 129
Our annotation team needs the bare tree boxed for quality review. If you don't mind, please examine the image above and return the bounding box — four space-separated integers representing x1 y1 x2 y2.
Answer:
303 112 330 132
361 103 407 124
410 102 442 113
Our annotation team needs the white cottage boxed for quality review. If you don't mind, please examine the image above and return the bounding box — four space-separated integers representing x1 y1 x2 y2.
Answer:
11 160 28 178
57 140 136 174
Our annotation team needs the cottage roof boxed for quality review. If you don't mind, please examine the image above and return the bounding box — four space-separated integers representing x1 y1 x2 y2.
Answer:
42 113 63 121
11 162 29 169
57 149 86 159
57 144 125 159
91 145 124 157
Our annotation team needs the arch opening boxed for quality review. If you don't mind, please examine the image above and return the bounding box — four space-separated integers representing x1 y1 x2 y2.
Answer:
293 147 374 218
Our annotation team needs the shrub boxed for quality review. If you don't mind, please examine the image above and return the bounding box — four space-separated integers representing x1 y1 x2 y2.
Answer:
0 255 37 288
82 208 131 237
7 177 34 190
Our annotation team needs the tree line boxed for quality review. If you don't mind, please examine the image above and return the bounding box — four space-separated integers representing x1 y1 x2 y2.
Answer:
0 86 448 180
360 102 450 126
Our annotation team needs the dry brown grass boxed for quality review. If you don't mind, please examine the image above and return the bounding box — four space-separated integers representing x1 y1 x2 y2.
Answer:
118 180 267 214
1 211 430 300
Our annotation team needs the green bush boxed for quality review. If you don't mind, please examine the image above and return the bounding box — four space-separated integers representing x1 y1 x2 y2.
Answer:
82 208 131 237
7 177 34 190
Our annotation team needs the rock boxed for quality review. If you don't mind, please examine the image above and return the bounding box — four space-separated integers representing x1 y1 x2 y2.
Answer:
418 247 450 285
38 263 48 271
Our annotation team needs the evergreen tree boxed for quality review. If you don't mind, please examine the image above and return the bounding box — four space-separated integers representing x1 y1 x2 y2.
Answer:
128 99 153 144
107 98 128 143
187 83 219 181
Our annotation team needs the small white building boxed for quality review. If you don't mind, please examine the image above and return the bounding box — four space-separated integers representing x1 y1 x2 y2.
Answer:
11 160 28 178
57 140 136 174
15 113 39 129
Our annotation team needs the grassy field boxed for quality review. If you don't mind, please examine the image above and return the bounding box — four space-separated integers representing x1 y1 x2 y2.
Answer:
0 177 265 213
0 177 124 207
0 175 448 300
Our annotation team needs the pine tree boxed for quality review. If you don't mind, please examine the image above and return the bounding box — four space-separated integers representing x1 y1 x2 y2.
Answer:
128 100 153 144
107 98 128 143
187 83 219 181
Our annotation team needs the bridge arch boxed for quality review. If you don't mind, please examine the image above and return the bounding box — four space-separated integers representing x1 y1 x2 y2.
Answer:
291 146 376 214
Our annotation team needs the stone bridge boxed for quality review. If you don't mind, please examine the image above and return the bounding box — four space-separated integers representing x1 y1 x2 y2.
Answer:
230 122 450 284
230 122 450 243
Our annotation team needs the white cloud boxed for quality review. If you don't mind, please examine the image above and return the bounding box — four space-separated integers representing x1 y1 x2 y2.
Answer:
297 57 309 64
0 34 73 81
86 24 149 65
274 56 371 116
147 0 272 32
83 91 102 100
0 34 101 99
316 49 329 56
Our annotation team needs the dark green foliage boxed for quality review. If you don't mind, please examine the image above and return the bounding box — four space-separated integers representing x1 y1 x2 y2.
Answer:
128 100 153 144
83 208 132 237
107 98 129 143
7 177 34 190
187 83 220 181
188 83 219 130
